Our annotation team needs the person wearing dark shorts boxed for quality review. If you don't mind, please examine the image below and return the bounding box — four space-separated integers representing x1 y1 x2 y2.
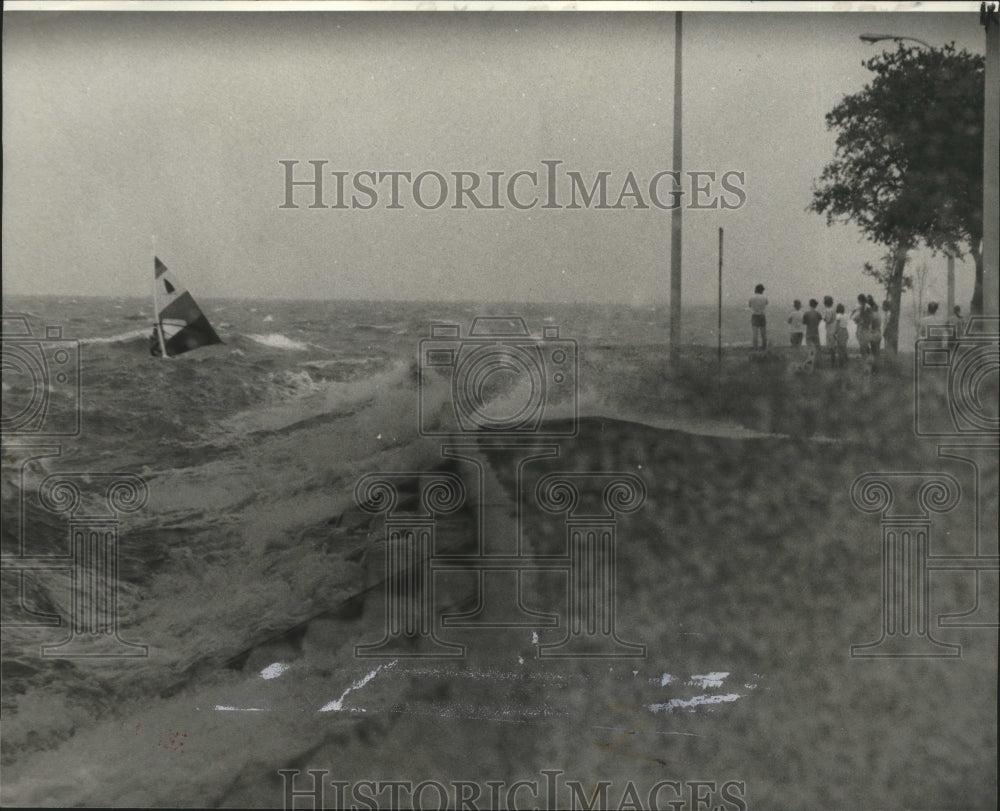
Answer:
802 299 823 349
788 300 805 347
749 284 768 350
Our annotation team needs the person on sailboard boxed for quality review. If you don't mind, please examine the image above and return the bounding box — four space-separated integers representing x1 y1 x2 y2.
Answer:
149 326 164 357
148 257 222 358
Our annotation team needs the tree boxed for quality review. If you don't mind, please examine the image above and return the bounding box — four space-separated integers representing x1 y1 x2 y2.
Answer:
909 259 932 326
810 43 985 351
861 251 912 326
863 249 913 347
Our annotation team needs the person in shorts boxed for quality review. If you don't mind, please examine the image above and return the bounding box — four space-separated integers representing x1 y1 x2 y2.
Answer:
834 304 850 366
867 296 882 360
950 305 967 342
919 301 948 345
788 300 805 348
822 295 837 365
852 294 871 358
802 299 823 350
749 284 768 350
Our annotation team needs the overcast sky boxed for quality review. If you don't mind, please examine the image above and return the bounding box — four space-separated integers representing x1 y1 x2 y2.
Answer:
1 5 987 306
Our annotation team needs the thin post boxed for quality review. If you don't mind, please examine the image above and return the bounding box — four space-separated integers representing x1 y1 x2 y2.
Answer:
669 10 683 362
718 227 724 366
983 5 1000 316
946 252 955 318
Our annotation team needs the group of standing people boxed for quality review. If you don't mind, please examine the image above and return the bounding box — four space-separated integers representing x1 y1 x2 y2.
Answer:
919 300 967 341
750 284 971 368
748 285 893 369
844 294 884 366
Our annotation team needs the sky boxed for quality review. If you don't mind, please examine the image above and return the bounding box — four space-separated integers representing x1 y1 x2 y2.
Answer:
1 4 988 307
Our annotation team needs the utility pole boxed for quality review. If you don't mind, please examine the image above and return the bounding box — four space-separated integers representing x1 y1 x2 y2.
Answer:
983 3 999 315
718 227 724 366
669 11 683 362
947 253 955 318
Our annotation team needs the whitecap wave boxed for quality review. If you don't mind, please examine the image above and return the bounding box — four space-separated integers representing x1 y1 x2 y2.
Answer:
298 357 372 369
79 328 150 345
246 333 310 351
212 360 415 438
265 368 324 398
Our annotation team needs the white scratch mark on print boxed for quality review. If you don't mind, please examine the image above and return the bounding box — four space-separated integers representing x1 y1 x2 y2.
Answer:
647 693 742 713
320 660 397 712
689 671 729 689
213 705 268 712
260 662 289 680
592 724 700 738
397 667 566 683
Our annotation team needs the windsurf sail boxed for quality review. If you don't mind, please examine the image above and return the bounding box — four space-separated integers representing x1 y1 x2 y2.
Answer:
150 257 223 358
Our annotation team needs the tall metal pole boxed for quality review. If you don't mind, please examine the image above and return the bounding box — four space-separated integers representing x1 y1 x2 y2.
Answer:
983 4 1000 316
718 227 724 366
669 11 683 362
946 252 955 318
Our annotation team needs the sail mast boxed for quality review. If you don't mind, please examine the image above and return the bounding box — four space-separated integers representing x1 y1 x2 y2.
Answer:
151 255 168 359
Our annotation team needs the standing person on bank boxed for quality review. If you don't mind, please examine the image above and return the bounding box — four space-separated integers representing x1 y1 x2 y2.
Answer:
852 294 871 359
749 284 768 350
788 300 805 348
834 304 850 366
920 301 945 338
951 305 967 340
867 297 882 366
919 301 948 343
803 299 824 350
822 295 837 366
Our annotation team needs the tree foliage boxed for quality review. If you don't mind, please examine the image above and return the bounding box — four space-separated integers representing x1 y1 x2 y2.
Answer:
862 252 913 295
810 43 986 345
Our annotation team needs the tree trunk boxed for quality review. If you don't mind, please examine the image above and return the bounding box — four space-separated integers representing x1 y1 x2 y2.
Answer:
884 247 908 354
970 240 983 315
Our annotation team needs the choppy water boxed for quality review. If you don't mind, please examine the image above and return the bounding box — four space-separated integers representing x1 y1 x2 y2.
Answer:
1 296 992 809
2 296 754 777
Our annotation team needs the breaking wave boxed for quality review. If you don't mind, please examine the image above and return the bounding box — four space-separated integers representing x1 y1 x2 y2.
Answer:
245 333 312 351
79 328 150 345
